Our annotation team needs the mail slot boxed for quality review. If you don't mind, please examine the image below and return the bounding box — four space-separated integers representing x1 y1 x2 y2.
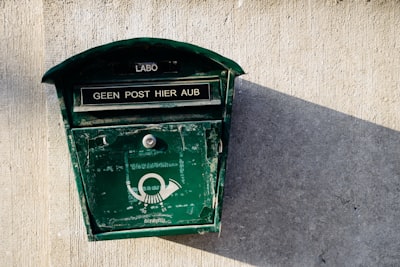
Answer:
42 38 244 241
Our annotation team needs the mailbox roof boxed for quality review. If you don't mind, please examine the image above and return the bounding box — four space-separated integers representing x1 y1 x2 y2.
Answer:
42 38 244 84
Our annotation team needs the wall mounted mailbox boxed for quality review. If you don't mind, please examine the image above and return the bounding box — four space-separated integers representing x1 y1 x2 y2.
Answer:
42 38 244 241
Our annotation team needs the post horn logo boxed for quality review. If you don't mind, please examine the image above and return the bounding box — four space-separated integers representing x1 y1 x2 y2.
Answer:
126 173 181 213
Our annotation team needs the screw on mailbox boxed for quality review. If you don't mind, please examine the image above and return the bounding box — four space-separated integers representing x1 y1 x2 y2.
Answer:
142 134 157 149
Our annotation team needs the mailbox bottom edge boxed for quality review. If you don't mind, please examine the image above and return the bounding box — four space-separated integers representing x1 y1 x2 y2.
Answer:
90 223 220 241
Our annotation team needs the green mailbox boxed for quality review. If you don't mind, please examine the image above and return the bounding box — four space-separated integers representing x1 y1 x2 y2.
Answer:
42 38 244 241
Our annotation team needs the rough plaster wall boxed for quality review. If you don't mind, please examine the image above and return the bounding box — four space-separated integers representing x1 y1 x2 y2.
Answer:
0 0 48 266
1 0 400 266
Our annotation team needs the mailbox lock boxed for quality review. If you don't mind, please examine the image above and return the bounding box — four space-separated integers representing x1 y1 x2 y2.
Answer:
142 134 157 149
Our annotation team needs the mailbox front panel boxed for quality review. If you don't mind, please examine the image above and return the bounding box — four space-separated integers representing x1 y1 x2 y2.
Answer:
72 121 221 234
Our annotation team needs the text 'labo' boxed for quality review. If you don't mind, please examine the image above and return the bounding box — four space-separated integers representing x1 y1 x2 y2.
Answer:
135 62 158 73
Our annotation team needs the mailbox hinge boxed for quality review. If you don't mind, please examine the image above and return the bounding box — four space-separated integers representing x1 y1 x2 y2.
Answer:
212 195 218 209
218 139 223 153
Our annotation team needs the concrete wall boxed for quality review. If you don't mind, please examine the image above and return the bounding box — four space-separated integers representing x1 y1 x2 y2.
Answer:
1 0 400 266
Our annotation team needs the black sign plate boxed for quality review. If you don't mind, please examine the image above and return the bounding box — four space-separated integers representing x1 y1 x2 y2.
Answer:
80 83 210 105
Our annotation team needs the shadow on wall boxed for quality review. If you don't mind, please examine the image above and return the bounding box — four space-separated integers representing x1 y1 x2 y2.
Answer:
164 79 400 266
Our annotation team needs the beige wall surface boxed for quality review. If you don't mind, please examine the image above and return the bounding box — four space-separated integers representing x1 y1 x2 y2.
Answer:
2 0 400 266
1 0 48 266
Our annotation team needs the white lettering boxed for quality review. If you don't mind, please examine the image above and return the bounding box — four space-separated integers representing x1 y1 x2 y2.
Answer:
93 91 120 100
135 63 158 73
135 65 144 72
163 89 176 97
154 89 177 98
181 88 200 97
143 90 150 98
111 91 120 99
154 90 163 97
125 90 150 99
93 92 101 100
144 218 167 224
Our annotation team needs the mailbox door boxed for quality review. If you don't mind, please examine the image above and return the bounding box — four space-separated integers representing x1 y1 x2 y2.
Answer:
72 121 221 233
